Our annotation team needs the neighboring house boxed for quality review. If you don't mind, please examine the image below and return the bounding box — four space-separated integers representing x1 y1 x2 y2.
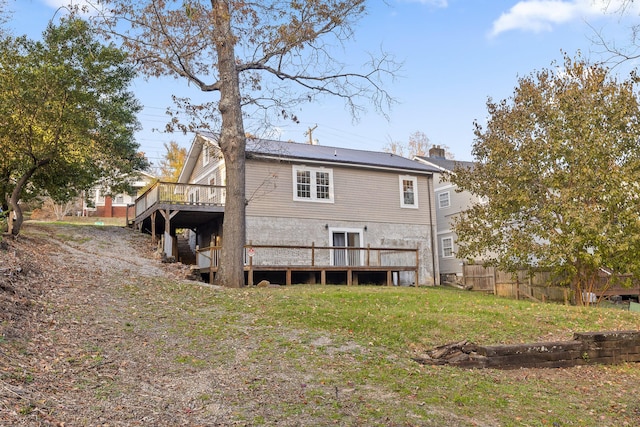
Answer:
135 131 441 285
414 146 480 284
85 171 156 218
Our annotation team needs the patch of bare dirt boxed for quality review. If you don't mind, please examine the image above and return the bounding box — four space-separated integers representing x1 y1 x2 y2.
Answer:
0 223 224 426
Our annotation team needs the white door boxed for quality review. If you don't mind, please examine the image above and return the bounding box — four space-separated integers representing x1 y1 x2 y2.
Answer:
331 230 362 266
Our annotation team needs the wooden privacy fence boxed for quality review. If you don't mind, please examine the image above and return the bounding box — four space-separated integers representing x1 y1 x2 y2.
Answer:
196 243 420 286
462 264 564 302
462 264 640 302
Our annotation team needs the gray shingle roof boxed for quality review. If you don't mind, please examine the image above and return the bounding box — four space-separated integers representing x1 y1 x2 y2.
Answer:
198 131 439 174
252 139 439 174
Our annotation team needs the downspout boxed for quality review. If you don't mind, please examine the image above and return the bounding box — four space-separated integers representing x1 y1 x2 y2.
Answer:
427 173 438 286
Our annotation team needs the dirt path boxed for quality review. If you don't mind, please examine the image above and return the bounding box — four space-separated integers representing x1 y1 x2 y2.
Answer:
1 223 238 426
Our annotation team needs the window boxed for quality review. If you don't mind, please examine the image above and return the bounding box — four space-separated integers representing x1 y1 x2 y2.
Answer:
292 166 334 202
399 176 418 208
438 191 450 209
441 237 454 258
203 143 211 166
115 194 124 204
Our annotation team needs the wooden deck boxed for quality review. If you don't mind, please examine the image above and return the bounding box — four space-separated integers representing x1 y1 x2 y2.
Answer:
133 181 226 234
197 243 420 286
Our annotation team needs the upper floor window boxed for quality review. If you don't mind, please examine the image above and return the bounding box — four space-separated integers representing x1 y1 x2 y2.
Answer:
399 176 418 208
293 166 334 203
438 191 450 209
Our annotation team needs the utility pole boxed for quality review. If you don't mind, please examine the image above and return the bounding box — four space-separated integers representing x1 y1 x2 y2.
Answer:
305 124 318 145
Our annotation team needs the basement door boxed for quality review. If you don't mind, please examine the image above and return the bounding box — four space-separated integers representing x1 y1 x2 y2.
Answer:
331 230 363 266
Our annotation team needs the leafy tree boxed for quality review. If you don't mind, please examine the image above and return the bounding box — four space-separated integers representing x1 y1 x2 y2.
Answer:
451 55 640 305
158 141 187 182
90 0 399 288
0 18 147 235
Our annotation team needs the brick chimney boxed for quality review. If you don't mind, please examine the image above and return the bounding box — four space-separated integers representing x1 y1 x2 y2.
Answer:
429 145 445 159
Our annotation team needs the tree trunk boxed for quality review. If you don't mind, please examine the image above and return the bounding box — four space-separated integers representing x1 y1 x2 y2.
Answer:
7 159 50 236
211 0 247 288
8 171 33 236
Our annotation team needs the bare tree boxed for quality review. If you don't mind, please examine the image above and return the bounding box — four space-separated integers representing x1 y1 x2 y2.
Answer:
588 1 640 66
87 1 400 287
384 131 454 159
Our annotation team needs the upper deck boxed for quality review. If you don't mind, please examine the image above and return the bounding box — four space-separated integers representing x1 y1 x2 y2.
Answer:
134 181 226 233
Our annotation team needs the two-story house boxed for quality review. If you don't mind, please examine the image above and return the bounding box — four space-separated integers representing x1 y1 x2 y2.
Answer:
135 132 441 286
414 146 479 284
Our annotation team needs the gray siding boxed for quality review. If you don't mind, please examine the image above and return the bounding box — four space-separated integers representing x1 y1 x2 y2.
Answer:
244 159 439 285
433 172 482 277
245 159 434 226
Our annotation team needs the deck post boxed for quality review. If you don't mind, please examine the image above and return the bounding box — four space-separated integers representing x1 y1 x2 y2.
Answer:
286 269 292 285
387 270 392 286
321 270 326 285
311 242 315 266
151 211 157 243
159 209 179 258
366 244 370 266
347 269 352 286
248 256 254 286
415 246 420 286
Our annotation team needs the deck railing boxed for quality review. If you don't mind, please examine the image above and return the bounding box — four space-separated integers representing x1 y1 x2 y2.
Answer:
135 181 226 217
196 243 419 270
196 243 420 285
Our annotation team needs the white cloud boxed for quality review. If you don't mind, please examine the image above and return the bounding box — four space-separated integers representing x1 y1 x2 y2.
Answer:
490 0 640 37
41 0 102 17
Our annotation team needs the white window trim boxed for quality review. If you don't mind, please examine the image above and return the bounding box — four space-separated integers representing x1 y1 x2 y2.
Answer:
441 237 454 258
438 191 451 209
292 165 334 203
399 175 419 209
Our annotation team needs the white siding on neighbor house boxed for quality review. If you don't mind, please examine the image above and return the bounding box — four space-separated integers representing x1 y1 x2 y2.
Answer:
245 159 435 227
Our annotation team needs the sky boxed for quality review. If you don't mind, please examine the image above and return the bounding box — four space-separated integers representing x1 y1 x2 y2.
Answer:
8 0 640 165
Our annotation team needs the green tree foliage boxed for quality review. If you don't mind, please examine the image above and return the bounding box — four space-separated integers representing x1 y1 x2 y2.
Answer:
0 18 147 234
451 55 640 304
158 141 187 182
92 0 399 287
